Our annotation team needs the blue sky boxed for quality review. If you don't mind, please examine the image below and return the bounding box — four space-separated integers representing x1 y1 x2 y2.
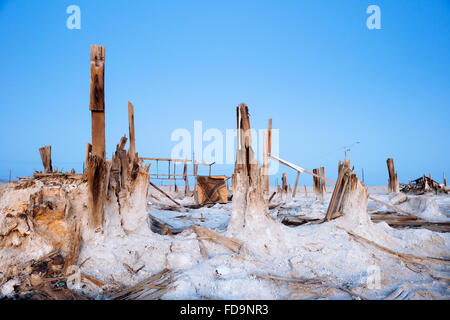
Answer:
0 0 449 186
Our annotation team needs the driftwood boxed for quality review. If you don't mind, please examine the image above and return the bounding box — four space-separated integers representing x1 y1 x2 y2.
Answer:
109 269 177 300
193 226 242 253
338 226 450 266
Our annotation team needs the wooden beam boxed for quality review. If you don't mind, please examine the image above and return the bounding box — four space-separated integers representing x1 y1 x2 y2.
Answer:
39 146 52 173
128 101 136 161
149 181 180 206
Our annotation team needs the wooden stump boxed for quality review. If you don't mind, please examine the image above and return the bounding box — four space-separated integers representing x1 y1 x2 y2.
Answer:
228 104 268 234
39 146 53 174
325 159 369 224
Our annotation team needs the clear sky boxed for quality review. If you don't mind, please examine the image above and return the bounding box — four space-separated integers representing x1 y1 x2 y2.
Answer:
0 0 449 186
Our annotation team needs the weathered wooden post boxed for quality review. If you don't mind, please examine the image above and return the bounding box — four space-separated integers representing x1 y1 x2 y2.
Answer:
320 167 326 194
281 173 288 194
128 102 136 161
39 146 53 173
386 158 399 193
228 103 268 234
292 171 300 198
313 168 321 196
87 45 107 230
443 173 447 187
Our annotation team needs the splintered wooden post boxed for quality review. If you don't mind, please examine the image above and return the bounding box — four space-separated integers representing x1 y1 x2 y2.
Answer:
292 171 300 198
90 45 106 159
386 158 399 193
229 103 267 234
39 146 53 173
263 130 269 194
128 101 136 161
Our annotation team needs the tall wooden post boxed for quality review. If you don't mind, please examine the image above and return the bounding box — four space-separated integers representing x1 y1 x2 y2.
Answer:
89 45 106 159
386 158 399 193
128 102 136 161
443 173 447 187
39 146 52 173
87 45 106 230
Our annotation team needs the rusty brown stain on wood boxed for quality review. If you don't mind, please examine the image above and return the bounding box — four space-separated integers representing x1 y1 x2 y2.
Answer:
89 45 105 112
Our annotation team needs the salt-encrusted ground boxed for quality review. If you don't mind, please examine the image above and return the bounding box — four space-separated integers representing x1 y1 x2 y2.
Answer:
0 181 448 299
67 185 449 300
